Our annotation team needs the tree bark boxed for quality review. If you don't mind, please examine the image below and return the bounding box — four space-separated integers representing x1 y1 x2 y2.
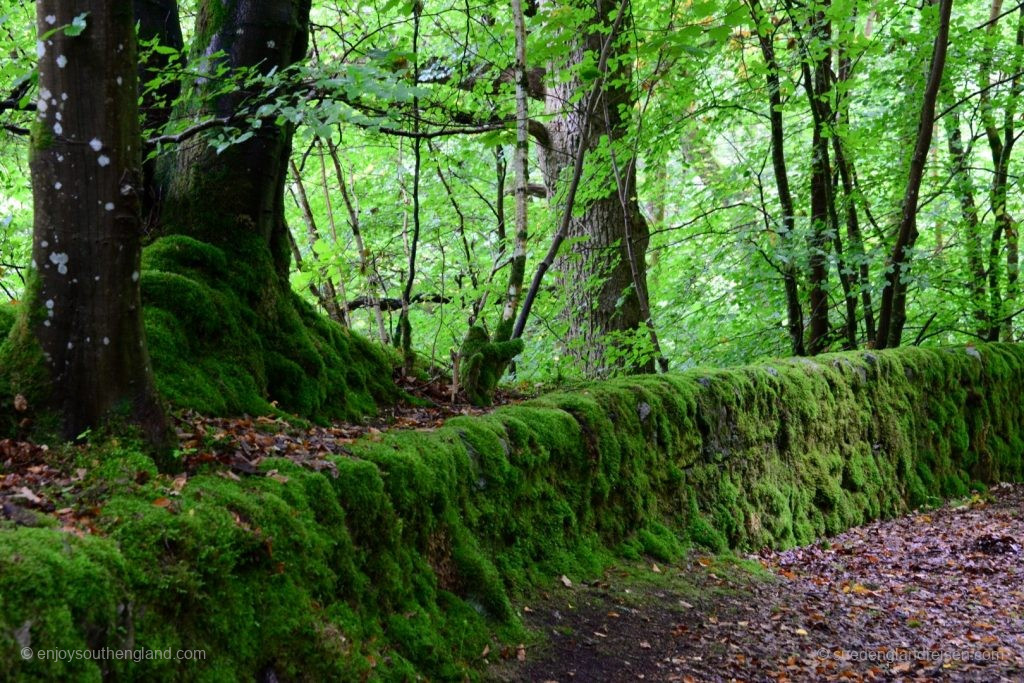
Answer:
943 103 987 337
26 1 169 451
538 0 654 375
874 0 953 348
791 0 835 355
134 0 183 226
161 0 311 279
748 0 805 356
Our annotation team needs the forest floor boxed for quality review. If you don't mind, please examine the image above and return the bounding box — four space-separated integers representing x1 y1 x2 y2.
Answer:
490 484 1024 683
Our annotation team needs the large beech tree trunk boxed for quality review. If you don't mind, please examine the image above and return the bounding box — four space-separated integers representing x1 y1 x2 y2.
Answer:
538 0 654 376
142 0 396 418
161 0 311 278
25 2 168 449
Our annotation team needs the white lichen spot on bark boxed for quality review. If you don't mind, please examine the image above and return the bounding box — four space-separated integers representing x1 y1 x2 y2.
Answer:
36 41 45 58
56 55 67 68
103 337 110 346
89 138 102 151
98 155 110 167
45 15 56 25
48 252 69 275
131 271 140 283
53 123 63 135
104 202 115 211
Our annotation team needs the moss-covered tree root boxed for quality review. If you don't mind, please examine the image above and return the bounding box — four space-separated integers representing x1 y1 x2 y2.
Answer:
2 344 1022 679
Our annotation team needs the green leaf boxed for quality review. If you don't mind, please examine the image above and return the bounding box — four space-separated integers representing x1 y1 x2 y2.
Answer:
65 12 89 37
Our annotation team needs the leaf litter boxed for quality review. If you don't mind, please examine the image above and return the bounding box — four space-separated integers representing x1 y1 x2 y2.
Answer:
494 484 1024 682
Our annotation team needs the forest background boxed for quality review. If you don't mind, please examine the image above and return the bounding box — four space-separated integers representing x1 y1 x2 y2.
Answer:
0 0 1020 402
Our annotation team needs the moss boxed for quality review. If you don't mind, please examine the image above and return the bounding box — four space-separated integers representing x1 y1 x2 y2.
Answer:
0 285 53 437
3 343 1024 679
139 235 399 421
458 325 524 407
0 303 15 339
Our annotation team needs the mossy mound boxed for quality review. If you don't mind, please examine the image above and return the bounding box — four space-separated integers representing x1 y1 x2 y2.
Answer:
0 302 15 339
2 344 1023 679
0 289 53 436
140 234 399 420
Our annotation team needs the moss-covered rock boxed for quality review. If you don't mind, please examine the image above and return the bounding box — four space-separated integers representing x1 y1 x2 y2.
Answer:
2 344 1023 679
458 325 524 407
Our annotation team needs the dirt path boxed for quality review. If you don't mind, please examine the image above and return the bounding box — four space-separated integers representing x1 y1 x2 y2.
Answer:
490 484 1024 682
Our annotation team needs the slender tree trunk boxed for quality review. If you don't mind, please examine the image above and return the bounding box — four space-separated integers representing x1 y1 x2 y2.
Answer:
875 0 953 348
502 0 531 339
792 1 835 355
1000 7 1023 339
25 1 169 451
943 106 987 336
288 158 344 323
748 0 806 356
327 139 388 343
538 0 653 375
833 20 874 343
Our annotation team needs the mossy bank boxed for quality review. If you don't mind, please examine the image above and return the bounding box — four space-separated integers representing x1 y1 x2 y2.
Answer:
0 235 400 436
2 343 1023 680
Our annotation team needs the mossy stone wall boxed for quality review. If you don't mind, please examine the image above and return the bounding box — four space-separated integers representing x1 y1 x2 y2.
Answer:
2 344 1022 680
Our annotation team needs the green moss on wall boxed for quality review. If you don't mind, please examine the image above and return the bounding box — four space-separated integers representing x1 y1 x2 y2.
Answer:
2 344 1023 679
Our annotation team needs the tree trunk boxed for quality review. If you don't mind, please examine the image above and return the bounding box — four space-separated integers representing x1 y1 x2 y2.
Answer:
161 0 311 279
833 18 874 344
943 106 987 337
748 0 805 356
20 1 169 452
874 0 953 348
795 3 835 355
134 0 183 226
538 0 653 376
147 0 396 418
